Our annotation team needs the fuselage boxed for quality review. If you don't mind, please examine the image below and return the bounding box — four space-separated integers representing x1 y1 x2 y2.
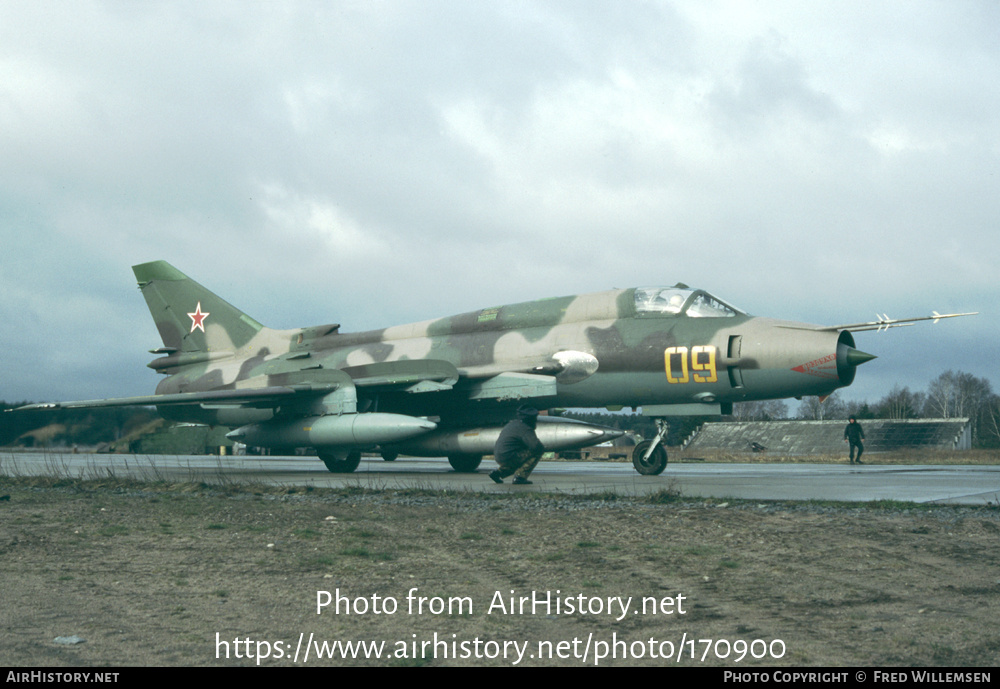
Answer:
153 285 860 427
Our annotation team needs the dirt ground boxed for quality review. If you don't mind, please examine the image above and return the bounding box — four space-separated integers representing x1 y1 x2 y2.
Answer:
1 477 997 667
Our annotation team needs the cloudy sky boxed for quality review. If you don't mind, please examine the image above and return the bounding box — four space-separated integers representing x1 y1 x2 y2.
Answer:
2 0 996 409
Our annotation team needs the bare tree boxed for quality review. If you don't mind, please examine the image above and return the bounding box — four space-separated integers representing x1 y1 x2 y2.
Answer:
982 395 1000 448
797 393 848 420
924 371 991 418
876 385 925 420
924 371 995 446
732 399 789 421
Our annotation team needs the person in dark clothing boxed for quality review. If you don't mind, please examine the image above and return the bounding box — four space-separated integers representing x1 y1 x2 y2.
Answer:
844 415 865 464
489 406 545 485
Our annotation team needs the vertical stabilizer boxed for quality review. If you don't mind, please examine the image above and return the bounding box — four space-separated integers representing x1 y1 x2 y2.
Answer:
132 261 264 353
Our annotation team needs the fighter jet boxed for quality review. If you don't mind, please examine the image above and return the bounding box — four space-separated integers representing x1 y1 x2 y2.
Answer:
14 261 975 475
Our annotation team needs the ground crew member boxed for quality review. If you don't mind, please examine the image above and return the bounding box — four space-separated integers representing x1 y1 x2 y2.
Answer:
489 406 545 485
844 415 865 464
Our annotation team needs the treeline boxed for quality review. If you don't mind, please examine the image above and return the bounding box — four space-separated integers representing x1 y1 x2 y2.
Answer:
735 370 1000 448
0 403 156 447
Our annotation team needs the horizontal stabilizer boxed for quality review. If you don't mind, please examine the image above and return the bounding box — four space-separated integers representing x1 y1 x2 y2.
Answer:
10 384 341 412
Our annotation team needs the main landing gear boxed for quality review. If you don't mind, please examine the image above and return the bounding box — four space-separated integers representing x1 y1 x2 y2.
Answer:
448 454 483 473
319 450 362 473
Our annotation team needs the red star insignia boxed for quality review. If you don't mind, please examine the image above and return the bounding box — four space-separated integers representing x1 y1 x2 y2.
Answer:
188 302 210 333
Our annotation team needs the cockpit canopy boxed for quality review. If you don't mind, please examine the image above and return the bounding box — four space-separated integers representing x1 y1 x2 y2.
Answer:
634 285 745 318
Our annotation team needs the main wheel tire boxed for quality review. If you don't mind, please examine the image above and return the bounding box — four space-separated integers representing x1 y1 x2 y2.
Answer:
632 440 667 475
381 450 399 462
448 454 483 473
320 451 362 473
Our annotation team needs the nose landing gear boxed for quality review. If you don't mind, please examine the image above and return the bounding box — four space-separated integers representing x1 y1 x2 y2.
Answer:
632 418 669 475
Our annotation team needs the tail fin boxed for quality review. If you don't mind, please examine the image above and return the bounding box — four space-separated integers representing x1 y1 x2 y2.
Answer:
132 261 264 353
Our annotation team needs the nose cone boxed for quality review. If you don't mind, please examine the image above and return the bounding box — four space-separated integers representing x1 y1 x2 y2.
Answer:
845 347 877 367
834 333 877 388
535 418 625 450
589 427 625 443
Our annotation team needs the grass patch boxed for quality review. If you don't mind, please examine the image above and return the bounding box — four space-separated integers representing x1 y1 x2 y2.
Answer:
347 528 378 539
683 545 723 556
340 546 372 558
645 487 683 504
0 473 995 515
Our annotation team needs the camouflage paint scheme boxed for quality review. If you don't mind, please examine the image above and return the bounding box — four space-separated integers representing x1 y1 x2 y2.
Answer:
17 261 972 475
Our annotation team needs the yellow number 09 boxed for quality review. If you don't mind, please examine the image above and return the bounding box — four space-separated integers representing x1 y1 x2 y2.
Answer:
664 346 717 384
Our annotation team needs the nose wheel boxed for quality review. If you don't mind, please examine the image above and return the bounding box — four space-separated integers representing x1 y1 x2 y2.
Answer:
632 419 668 475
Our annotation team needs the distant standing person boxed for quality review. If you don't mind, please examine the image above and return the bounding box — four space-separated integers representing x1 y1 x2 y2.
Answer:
489 406 545 485
844 415 865 464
